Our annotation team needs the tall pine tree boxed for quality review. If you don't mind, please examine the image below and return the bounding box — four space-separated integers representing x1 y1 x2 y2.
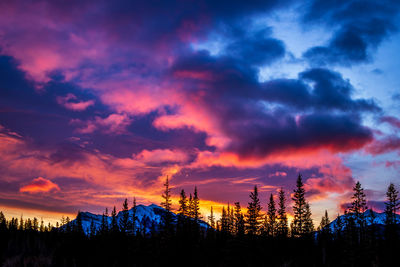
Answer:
350 181 367 227
178 189 188 216
120 198 130 233
188 193 194 218
193 186 201 221
100 208 109 234
132 197 137 234
265 193 277 237
292 174 313 236
277 188 288 237
385 183 399 225
246 185 262 235
160 176 174 234
111 206 119 233
161 176 172 212
221 206 229 234
234 202 245 236
208 206 215 229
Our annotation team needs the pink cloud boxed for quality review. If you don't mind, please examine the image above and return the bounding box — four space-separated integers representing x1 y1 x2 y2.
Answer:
71 113 131 134
385 160 400 168
134 149 189 164
381 116 400 129
366 136 400 155
269 171 287 177
20 177 60 193
57 93 95 111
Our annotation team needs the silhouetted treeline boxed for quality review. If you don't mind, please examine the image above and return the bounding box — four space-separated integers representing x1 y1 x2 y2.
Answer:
0 175 399 266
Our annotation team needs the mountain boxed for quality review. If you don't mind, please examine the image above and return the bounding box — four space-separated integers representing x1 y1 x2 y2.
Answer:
325 209 399 232
66 204 209 235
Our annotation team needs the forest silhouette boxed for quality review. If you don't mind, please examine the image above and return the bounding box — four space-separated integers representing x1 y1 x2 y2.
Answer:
0 174 399 266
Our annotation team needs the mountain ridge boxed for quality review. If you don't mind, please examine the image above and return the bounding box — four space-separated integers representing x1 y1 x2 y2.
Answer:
67 204 209 234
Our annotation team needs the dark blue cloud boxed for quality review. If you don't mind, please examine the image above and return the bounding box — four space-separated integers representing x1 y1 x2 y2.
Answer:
171 51 376 158
302 0 400 66
224 28 286 66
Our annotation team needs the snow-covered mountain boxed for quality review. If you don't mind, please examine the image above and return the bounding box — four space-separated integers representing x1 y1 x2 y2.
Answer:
325 209 399 232
67 204 209 235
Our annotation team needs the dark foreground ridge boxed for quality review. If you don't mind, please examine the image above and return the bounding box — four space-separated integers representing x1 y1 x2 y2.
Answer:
1 177 399 266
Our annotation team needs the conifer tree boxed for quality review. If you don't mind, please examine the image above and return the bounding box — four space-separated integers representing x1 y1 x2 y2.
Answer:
246 185 262 235
132 197 137 234
161 176 174 234
227 203 234 234
234 202 245 236
193 186 201 221
318 210 330 231
25 218 32 231
120 198 130 233
74 211 84 234
333 213 343 241
40 218 45 232
90 219 96 238
111 206 119 233
221 206 229 233
304 202 314 233
266 193 277 237
161 176 172 212
19 215 24 231
208 206 215 228
33 217 39 231
188 193 194 218
178 189 188 216
0 211 6 231
100 208 109 234
385 183 399 225
292 174 306 236
277 188 288 237
350 181 367 227
65 216 71 233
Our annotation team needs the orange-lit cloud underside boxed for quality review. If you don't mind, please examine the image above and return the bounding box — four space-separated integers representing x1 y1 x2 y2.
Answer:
20 177 60 193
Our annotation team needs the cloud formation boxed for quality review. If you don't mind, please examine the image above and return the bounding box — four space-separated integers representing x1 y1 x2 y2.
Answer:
20 177 60 193
0 0 398 223
303 0 400 66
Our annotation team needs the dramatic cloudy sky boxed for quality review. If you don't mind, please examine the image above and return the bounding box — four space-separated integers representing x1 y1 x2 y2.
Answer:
1 0 400 223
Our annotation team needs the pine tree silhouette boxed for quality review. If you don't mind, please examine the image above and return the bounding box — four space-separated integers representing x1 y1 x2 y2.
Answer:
193 186 201 221
234 202 245 236
385 183 399 225
246 185 262 235
188 193 194 218
221 206 229 234
304 202 314 233
318 210 330 231
120 198 130 233
350 181 367 227
178 189 188 216
208 206 215 229
100 208 109 234
74 211 84 234
132 197 137 234
89 219 96 238
265 193 277 237
277 188 288 237
160 176 174 235
292 174 311 236
161 176 172 212
111 206 119 233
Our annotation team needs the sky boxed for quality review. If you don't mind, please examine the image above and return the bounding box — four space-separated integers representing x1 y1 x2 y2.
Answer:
0 0 400 224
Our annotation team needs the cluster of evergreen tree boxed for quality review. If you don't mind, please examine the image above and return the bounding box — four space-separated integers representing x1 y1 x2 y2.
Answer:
216 174 312 238
0 175 399 266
